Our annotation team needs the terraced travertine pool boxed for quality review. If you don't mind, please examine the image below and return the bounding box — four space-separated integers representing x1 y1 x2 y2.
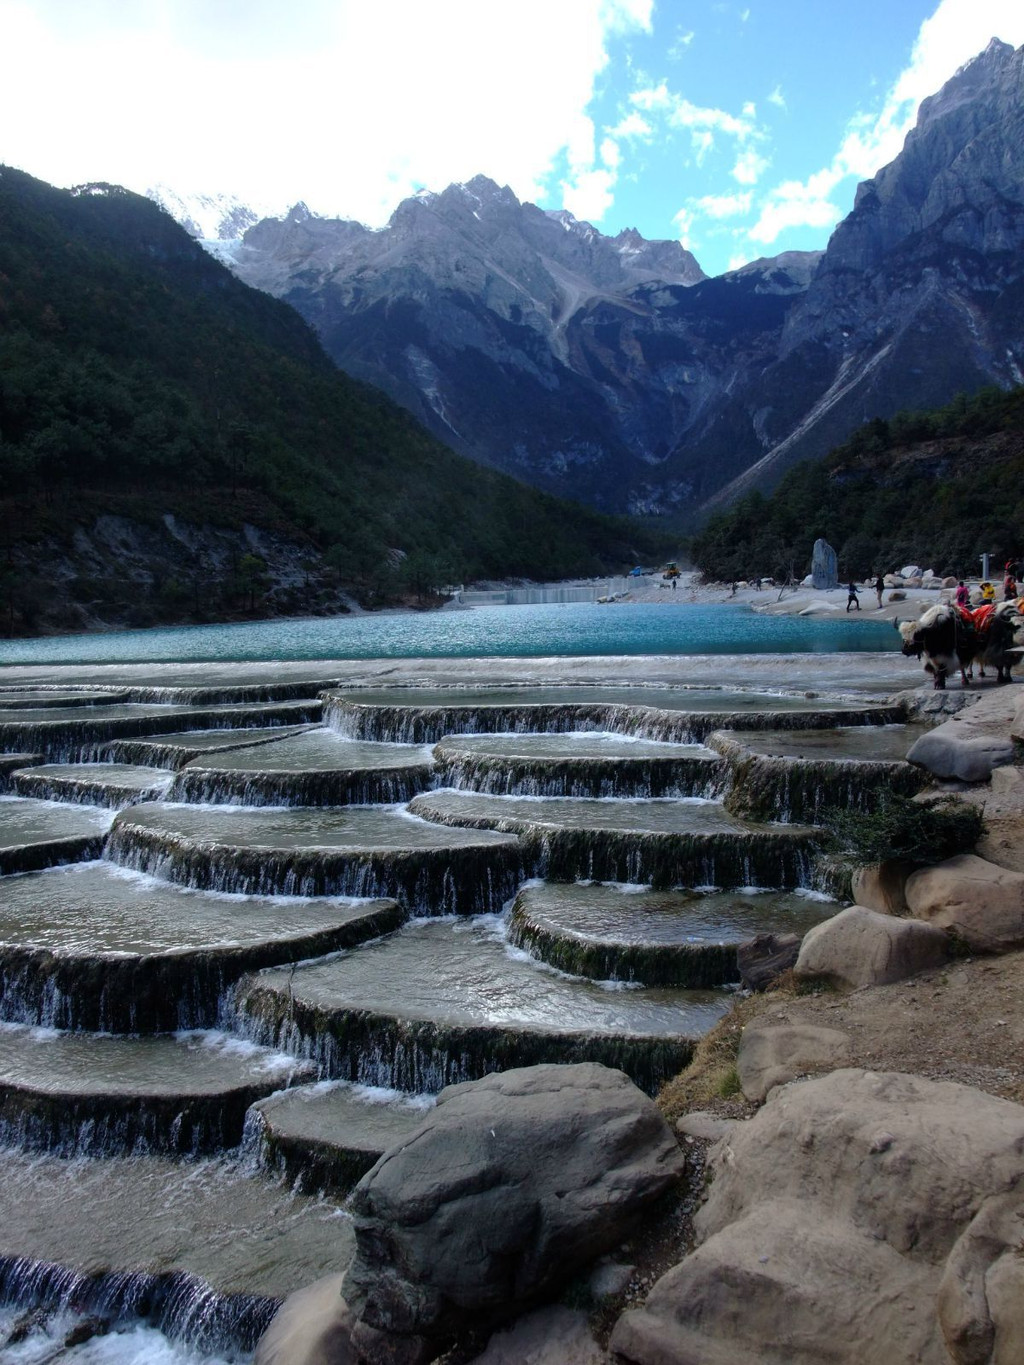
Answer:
0 666 926 1361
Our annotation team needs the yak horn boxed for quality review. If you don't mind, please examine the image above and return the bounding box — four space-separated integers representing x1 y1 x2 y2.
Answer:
892 616 901 630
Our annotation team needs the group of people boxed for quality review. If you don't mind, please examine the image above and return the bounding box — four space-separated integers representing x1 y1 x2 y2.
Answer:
846 563 1021 613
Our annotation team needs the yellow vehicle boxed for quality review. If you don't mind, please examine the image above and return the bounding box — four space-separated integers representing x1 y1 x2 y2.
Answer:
662 562 681 580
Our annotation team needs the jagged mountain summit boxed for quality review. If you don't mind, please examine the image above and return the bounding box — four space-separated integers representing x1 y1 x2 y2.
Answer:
169 39 1024 520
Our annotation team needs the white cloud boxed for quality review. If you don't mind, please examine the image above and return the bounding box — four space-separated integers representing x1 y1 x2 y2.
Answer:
0 0 652 225
667 28 695 59
732 148 770 185
694 191 753 219
767 85 786 110
609 111 655 141
673 206 696 249
561 168 618 222
746 0 1024 247
728 252 753 270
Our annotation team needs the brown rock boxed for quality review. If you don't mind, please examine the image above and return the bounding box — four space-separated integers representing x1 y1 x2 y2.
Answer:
735 1021 851 1102
905 854 1024 953
736 932 800 991
254 1275 354 1365
851 859 915 915
794 905 948 987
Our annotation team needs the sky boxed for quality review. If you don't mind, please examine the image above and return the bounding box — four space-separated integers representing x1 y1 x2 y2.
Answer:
1 0 1022 277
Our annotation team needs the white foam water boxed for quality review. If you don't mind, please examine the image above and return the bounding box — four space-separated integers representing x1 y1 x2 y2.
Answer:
0 1305 247 1363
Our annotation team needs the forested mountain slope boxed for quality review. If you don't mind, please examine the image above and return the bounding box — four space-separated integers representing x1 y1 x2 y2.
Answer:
0 168 660 635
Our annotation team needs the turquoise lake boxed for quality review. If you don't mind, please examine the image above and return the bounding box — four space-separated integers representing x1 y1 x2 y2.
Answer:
0 603 898 666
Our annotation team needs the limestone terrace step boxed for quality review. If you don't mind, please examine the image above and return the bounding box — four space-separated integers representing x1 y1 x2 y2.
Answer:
0 1146 353 1351
508 880 836 986
235 916 729 1096
11 762 174 808
0 797 112 875
250 1081 433 1194
173 729 436 806
107 802 525 914
104 722 320 770
0 1022 315 1156
0 860 405 1032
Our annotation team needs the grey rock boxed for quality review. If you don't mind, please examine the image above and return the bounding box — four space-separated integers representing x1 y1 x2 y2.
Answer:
343 1064 683 1362
908 726 1015 782
588 1261 635 1301
254 1274 353 1365
905 854 1024 953
736 1021 851 1102
676 1111 738 1142
937 1188 1024 1364
736 931 801 991
811 539 838 590
470 1304 609 1364
794 905 948 987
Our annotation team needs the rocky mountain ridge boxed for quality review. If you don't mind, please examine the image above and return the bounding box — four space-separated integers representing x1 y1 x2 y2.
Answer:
163 38 1024 520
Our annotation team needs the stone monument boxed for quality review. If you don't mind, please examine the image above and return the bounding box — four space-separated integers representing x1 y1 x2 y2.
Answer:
811 538 838 590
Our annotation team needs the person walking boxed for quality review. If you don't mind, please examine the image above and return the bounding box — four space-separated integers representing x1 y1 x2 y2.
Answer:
846 581 860 612
874 573 884 609
955 580 970 609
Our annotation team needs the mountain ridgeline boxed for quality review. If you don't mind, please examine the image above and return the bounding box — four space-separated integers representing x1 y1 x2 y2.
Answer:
690 384 1024 584
0 167 664 635
196 39 1024 522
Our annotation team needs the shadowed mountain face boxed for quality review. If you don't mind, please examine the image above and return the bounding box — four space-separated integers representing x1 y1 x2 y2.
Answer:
208 40 1024 520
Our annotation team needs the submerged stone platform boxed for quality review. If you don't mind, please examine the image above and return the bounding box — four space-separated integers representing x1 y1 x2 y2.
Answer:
509 880 835 985
0 797 112 875
0 1023 314 1155
107 801 525 912
10 761 175 808
0 860 404 1031
234 916 729 1096
173 729 436 806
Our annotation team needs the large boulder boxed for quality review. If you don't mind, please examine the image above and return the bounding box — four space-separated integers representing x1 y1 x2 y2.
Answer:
342 1064 684 1363
255 1275 353 1365
908 726 1015 783
794 905 948 987
811 538 838 590
735 1021 851 1102
611 1070 1024 1365
736 932 800 991
905 854 1024 952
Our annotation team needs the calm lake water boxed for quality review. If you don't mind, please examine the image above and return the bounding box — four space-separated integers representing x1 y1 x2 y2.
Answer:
0 603 897 666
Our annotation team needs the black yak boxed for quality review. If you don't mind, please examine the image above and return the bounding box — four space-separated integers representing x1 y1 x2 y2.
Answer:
896 601 1021 688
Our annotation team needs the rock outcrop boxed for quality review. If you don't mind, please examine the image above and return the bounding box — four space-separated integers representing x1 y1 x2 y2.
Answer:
334 1064 681 1363
735 1021 851 1102
612 1069 1024 1365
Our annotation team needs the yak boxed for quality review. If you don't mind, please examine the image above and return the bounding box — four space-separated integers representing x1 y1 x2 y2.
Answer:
896 601 1021 688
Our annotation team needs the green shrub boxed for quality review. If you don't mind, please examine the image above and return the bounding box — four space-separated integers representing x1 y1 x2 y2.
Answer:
825 792 983 866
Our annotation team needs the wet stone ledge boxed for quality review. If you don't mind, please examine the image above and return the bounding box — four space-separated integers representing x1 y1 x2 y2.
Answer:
432 732 726 800
408 791 818 891
710 725 928 823
11 763 174 809
0 1025 315 1157
170 731 436 807
0 699 324 763
106 802 526 915
0 799 111 877
0 754 42 792
507 881 835 987
104 722 319 771
0 863 406 1032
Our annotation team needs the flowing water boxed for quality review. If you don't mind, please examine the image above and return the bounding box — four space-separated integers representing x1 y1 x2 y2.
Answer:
0 602 898 665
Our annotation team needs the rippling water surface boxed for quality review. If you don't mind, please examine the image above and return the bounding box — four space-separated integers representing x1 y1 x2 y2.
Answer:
0 603 897 665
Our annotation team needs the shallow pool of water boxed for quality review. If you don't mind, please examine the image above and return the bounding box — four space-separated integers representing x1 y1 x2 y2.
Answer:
0 603 898 666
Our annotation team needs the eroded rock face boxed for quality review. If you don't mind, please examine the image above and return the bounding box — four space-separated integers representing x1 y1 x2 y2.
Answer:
906 854 1024 953
343 1064 684 1363
794 905 948 987
851 859 914 915
612 1069 1024 1365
